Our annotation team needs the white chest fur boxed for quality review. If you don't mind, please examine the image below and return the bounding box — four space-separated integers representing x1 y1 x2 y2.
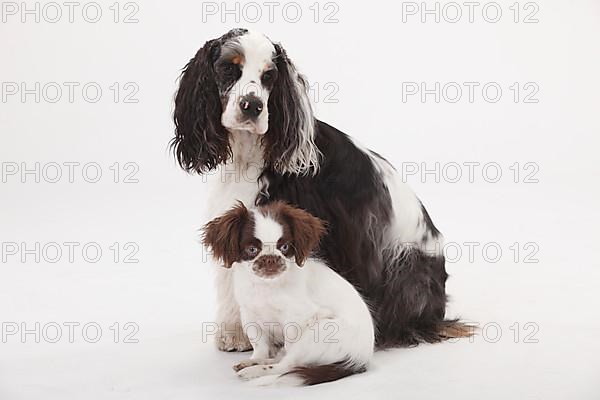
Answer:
232 262 318 330
205 131 265 220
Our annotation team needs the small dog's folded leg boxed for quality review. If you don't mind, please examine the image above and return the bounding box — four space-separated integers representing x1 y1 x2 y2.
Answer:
237 339 292 380
236 362 289 380
233 326 272 371
233 358 277 372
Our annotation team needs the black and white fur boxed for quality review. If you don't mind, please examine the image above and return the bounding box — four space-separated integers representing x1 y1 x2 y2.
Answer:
172 29 469 350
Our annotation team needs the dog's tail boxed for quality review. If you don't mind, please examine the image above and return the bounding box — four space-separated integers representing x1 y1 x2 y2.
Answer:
375 244 476 348
250 361 367 387
376 318 476 348
437 319 476 339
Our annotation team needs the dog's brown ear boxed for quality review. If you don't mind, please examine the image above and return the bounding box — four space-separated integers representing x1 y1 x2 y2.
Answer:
274 202 326 266
202 201 249 268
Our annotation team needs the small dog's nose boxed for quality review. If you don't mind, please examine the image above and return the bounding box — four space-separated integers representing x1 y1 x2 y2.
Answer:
239 95 263 118
253 254 285 278
261 255 279 267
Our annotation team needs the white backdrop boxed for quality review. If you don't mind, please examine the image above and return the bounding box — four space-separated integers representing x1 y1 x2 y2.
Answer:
1 0 599 399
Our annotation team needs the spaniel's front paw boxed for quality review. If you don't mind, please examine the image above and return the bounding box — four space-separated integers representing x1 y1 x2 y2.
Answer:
216 327 253 352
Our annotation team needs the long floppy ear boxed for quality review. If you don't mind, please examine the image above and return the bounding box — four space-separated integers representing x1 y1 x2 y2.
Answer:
202 202 249 268
274 202 326 266
263 43 320 176
172 39 230 173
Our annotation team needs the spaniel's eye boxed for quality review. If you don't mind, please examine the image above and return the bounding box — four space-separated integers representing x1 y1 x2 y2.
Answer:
262 70 276 83
280 243 290 253
219 62 236 75
246 246 259 256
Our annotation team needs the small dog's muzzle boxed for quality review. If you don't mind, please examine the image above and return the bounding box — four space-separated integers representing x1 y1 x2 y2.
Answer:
253 254 286 278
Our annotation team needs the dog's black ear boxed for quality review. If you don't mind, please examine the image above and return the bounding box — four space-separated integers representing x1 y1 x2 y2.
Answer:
202 202 250 268
262 43 318 175
172 39 230 173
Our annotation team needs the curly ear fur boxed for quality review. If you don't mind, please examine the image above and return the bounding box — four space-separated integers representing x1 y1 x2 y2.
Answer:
202 202 250 268
172 39 230 173
263 43 320 176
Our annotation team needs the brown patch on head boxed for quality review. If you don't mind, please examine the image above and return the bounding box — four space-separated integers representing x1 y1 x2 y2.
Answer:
258 202 326 266
202 201 255 268
219 39 245 66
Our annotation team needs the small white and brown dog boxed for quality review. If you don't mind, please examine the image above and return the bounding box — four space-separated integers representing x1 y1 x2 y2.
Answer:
202 201 375 386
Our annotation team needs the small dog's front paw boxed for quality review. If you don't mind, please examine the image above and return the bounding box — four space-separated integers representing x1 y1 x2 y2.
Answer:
236 365 274 380
216 329 253 352
233 359 259 372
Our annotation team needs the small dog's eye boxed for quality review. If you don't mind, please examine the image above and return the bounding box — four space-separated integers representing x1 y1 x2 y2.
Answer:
280 243 290 253
246 246 259 256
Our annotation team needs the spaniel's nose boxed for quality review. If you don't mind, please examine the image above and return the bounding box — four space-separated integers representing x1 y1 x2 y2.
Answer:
239 95 263 118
